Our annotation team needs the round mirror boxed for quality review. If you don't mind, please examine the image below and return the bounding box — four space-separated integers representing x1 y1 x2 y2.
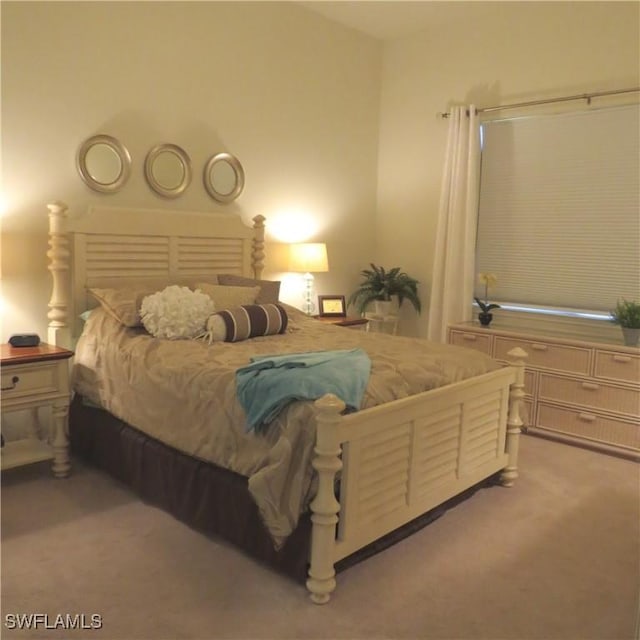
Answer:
77 134 131 193
145 143 192 198
204 152 245 203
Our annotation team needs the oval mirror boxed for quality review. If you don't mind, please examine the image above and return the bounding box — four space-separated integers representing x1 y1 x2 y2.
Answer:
145 143 192 198
77 134 131 193
204 152 245 203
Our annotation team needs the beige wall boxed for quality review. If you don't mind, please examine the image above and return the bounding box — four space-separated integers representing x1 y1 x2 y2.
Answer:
0 1 381 338
376 1 640 337
2 1 639 342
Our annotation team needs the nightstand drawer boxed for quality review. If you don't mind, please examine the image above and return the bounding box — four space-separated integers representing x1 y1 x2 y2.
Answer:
494 337 590 375
594 350 640 384
539 372 639 416
448 330 492 355
1 362 61 403
536 402 640 451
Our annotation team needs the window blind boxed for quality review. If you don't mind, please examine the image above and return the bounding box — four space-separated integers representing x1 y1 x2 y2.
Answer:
475 104 640 314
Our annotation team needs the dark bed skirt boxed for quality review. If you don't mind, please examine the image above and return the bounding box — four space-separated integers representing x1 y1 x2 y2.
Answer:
69 395 497 584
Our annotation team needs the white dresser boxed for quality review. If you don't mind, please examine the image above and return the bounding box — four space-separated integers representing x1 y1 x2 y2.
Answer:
448 322 640 459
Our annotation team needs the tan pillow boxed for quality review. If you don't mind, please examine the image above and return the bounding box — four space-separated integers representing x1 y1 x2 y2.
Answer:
216 274 281 305
88 287 153 327
195 283 260 310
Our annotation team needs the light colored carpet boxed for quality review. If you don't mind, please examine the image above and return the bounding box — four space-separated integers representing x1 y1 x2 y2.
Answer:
1 434 638 640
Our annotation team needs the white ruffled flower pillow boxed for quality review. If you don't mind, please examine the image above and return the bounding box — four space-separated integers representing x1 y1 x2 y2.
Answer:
140 285 215 339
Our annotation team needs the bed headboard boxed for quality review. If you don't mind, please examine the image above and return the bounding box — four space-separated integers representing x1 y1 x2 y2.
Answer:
46 202 266 348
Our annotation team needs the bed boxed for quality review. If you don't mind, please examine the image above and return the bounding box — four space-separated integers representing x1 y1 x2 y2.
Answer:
46 202 527 604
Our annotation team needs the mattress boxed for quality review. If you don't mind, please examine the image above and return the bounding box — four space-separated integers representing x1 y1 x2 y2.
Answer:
73 304 501 547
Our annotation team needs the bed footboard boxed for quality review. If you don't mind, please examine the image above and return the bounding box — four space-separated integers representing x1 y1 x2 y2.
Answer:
306 348 527 604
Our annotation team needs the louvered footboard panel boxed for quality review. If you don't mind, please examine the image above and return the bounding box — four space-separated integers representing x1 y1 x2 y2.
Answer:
460 393 504 472
334 379 510 561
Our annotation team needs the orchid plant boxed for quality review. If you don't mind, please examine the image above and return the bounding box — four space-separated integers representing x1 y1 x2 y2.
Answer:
474 273 501 314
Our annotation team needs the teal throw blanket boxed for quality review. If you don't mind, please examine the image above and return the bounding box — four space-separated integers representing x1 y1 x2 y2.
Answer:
236 348 371 432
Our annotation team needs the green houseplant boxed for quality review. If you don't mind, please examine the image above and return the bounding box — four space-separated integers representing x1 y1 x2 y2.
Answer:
348 264 421 315
610 299 640 346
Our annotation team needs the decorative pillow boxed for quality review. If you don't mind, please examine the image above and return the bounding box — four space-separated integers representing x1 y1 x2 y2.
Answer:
216 274 281 305
206 304 288 342
88 287 153 327
195 283 260 310
140 285 215 339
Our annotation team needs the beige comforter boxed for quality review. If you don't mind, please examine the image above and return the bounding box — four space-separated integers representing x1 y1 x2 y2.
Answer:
73 305 500 547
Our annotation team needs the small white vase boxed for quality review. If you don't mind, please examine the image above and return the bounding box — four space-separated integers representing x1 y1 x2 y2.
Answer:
621 327 640 347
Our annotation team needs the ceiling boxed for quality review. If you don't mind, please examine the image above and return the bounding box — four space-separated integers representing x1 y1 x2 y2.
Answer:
297 1 498 41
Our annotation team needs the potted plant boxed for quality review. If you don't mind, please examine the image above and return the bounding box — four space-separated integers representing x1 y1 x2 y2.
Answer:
474 273 501 326
610 299 640 346
348 264 421 316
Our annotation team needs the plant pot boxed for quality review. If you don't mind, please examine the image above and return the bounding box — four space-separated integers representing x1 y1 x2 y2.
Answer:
373 299 397 317
621 327 640 347
478 312 493 326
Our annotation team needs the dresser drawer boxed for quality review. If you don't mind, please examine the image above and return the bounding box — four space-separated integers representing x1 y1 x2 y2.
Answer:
539 372 639 416
537 402 640 451
1 362 62 404
594 350 640 385
494 337 590 375
448 330 492 355
524 370 536 398
522 399 534 428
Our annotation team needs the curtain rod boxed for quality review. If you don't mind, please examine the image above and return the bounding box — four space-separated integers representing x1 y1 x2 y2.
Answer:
439 87 640 118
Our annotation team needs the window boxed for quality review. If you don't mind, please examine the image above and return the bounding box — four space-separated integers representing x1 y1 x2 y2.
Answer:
475 104 639 318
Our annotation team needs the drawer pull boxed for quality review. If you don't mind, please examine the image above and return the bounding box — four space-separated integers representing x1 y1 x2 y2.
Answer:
581 382 600 391
612 355 632 364
578 412 597 423
1 375 19 391
530 343 548 352
462 334 477 341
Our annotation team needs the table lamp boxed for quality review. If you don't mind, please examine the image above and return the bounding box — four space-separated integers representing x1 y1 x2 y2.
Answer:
289 243 329 315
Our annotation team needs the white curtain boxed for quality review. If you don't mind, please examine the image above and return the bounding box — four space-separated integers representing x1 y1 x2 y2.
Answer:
427 105 481 342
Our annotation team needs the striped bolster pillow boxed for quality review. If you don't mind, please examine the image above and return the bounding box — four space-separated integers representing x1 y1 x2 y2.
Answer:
207 304 288 342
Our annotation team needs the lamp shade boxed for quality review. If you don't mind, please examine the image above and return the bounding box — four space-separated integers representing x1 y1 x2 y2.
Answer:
289 243 329 273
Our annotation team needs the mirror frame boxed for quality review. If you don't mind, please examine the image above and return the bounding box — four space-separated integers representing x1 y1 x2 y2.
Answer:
144 143 192 198
77 134 132 193
203 152 245 203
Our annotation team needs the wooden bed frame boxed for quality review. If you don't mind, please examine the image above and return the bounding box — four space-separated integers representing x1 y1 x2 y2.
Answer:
47 202 526 604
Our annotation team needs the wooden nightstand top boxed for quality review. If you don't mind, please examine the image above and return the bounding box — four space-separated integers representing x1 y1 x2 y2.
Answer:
1 343 74 366
314 316 369 328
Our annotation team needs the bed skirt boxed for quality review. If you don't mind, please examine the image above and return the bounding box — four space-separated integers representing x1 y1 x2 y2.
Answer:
69 395 497 583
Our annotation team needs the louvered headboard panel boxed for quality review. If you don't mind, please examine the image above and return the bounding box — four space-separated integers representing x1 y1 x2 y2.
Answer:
46 203 265 347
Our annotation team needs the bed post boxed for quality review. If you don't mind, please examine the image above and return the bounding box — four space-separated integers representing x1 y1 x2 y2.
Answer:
307 393 345 605
47 201 70 349
251 214 265 279
501 347 527 487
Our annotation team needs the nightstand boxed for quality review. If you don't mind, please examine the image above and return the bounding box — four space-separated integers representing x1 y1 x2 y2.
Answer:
1 343 74 477
314 316 369 330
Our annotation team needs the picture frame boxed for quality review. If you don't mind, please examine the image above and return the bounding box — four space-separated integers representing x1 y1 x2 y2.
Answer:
318 295 346 317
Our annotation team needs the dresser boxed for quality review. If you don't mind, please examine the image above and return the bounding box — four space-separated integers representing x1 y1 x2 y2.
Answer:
448 322 640 459
1 343 74 476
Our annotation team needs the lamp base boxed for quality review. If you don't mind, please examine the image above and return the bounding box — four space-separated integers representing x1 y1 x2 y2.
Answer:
302 272 315 315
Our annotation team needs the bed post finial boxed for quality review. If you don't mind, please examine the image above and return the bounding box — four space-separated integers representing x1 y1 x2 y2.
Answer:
251 214 265 279
307 392 344 605
47 201 70 348
501 347 527 487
